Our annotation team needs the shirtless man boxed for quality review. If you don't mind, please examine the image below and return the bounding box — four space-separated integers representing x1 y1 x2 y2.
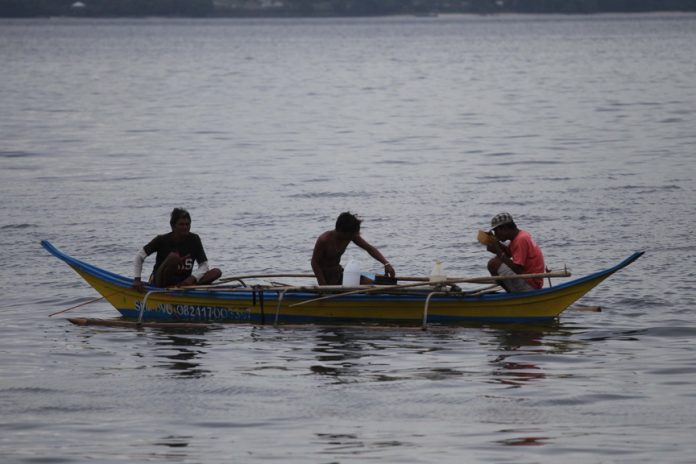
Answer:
132 208 222 291
311 212 396 285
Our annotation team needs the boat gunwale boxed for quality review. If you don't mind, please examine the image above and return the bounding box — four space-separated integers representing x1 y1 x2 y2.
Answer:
41 240 644 303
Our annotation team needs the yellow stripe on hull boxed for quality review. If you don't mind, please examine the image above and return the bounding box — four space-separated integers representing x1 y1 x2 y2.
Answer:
75 268 611 323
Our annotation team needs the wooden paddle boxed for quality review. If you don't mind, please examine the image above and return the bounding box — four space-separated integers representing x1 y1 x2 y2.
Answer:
288 269 571 308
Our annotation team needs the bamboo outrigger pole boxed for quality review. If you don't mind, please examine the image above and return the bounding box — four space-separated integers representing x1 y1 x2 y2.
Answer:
215 273 316 284
289 269 571 308
215 273 461 285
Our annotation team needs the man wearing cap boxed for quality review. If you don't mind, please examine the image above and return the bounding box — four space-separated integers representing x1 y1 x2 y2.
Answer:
485 212 545 293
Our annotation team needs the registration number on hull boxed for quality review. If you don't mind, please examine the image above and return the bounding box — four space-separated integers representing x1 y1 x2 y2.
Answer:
135 301 252 321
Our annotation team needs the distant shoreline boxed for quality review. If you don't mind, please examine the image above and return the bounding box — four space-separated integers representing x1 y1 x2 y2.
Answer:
3 11 696 20
2 1 696 19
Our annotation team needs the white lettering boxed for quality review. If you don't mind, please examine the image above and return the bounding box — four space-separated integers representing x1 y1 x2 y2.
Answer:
135 301 251 321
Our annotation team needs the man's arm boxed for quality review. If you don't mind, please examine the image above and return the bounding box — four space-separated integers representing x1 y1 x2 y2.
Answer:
191 262 210 282
133 248 148 291
133 236 160 291
488 239 523 273
352 235 395 278
486 238 511 257
187 235 210 284
497 253 524 274
506 237 532 275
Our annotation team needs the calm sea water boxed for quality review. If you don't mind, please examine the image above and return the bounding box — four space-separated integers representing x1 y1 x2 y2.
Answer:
1 13 696 463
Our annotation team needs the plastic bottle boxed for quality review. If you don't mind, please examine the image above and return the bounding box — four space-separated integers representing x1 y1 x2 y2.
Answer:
429 260 446 283
343 259 361 287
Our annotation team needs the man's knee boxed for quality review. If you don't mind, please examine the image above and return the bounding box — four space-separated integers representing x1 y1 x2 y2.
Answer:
160 253 180 268
198 268 221 284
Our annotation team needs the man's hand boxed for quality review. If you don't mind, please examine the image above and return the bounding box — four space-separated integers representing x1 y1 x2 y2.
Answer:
488 239 503 256
384 263 396 279
132 278 145 292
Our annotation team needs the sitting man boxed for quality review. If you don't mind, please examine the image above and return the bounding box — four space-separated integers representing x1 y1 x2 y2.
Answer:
132 208 222 291
311 211 396 285
485 212 545 293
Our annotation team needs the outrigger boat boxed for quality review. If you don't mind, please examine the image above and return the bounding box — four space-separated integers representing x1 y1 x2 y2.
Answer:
42 240 643 326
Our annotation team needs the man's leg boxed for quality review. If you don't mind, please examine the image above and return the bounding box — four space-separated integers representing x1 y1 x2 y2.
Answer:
496 263 535 293
488 256 513 292
197 268 222 285
322 267 343 286
151 253 181 287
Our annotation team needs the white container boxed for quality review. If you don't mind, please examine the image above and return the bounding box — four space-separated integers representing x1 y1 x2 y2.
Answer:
343 259 361 287
429 260 446 283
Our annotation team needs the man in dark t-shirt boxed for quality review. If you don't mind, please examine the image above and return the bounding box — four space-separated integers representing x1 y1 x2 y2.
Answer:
132 208 222 290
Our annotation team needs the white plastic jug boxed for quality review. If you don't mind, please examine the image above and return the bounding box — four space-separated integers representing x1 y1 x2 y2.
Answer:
343 259 361 287
429 260 446 283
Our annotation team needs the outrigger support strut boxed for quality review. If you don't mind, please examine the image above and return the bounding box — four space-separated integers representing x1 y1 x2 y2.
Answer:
259 287 265 325
274 290 287 326
139 289 166 324
423 291 447 330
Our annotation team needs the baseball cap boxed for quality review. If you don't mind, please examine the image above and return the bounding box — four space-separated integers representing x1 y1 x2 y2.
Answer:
491 212 514 230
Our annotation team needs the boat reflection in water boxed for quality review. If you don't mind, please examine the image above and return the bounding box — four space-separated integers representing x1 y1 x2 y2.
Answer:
484 323 584 447
152 332 212 379
489 326 549 387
